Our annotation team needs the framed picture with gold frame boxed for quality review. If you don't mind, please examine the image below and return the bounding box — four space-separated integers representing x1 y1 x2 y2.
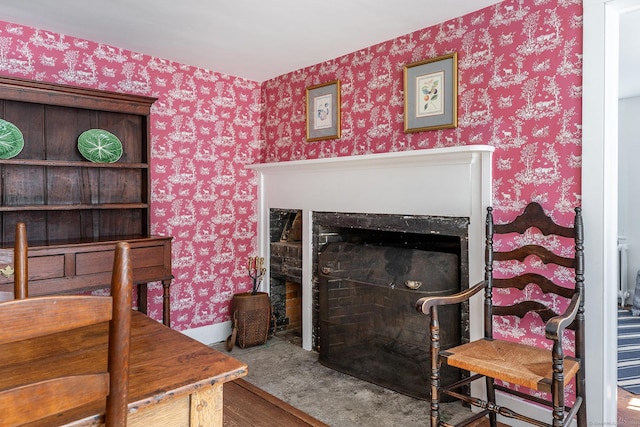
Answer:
306 80 341 142
403 52 457 133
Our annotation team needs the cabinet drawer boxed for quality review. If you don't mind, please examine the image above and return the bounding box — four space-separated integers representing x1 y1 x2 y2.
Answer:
76 245 167 276
0 254 64 284
75 250 115 275
0 236 171 299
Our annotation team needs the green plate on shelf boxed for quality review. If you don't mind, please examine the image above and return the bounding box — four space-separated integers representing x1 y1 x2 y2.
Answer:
77 129 123 163
0 119 24 159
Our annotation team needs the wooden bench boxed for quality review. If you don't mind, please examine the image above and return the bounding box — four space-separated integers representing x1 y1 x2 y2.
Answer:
224 379 328 427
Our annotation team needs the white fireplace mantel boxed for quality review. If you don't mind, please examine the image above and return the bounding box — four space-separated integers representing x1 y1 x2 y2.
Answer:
247 145 494 351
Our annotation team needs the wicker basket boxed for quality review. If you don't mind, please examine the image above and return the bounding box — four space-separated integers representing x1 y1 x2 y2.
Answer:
231 292 271 349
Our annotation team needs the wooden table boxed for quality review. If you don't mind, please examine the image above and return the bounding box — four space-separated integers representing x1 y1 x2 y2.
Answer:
0 310 247 426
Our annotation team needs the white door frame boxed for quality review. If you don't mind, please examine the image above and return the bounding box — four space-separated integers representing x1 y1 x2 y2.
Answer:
583 0 640 424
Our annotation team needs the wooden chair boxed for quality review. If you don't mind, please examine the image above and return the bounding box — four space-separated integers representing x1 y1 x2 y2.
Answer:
0 241 133 427
0 222 28 302
416 202 586 427
13 222 28 300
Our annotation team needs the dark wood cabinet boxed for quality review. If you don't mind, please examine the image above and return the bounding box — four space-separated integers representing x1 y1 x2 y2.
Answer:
0 77 152 241
0 77 173 325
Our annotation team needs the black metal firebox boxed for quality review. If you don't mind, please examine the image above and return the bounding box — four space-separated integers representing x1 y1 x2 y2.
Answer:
313 212 469 400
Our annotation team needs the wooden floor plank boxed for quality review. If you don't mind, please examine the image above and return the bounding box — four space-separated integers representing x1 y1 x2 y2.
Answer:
224 379 328 427
618 386 639 426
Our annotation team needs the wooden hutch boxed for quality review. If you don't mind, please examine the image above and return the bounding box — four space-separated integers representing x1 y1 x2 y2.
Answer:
0 77 172 325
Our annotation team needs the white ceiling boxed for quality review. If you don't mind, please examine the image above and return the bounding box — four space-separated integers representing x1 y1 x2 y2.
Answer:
0 1 637 96
0 0 504 82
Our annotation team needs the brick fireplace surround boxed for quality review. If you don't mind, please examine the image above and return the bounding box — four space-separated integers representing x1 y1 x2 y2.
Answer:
247 145 493 352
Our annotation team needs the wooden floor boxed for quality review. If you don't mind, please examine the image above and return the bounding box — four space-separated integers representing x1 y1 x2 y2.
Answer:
618 387 640 426
222 378 506 426
223 379 329 426
223 379 636 426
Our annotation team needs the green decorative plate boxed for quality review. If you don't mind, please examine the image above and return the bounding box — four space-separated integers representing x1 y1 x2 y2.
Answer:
0 119 24 159
77 129 123 163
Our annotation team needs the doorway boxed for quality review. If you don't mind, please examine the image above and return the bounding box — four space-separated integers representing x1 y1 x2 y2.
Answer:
583 0 640 424
618 9 640 308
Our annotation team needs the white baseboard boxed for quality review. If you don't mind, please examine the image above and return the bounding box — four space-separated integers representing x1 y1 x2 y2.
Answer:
180 320 232 346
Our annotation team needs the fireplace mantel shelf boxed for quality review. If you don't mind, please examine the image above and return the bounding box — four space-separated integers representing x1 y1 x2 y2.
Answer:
247 145 494 173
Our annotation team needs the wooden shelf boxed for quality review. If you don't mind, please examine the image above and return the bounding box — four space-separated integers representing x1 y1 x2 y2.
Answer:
0 76 155 242
0 159 149 168
0 203 149 212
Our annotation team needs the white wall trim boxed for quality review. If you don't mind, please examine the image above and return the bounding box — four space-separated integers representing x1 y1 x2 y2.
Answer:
582 0 640 424
182 320 231 345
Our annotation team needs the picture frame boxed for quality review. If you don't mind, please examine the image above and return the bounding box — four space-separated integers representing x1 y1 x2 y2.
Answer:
403 52 458 133
306 80 341 142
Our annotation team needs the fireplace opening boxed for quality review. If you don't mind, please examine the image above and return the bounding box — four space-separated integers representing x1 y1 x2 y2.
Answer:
269 209 303 345
313 212 469 400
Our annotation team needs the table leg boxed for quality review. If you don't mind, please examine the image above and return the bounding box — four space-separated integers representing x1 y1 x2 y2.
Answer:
190 383 222 426
162 279 171 327
137 283 148 315
136 281 171 327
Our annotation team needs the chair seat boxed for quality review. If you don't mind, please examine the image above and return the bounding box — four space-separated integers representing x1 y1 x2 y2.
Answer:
442 338 581 393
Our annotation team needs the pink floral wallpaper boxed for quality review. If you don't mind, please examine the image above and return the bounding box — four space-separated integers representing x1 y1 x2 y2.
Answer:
0 19 262 330
0 0 583 361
